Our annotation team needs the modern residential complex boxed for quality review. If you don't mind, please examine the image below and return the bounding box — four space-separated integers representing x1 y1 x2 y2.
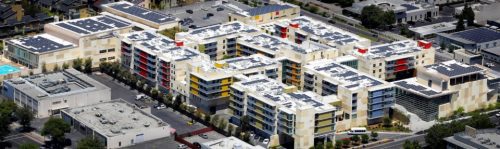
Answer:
259 16 370 56
229 76 336 148
2 69 111 118
4 14 133 71
228 3 300 25
351 40 435 81
102 1 179 31
61 99 172 149
436 27 500 53
394 60 494 121
188 54 281 113
176 21 260 60
345 0 439 24
120 31 208 96
236 33 338 88
303 59 395 131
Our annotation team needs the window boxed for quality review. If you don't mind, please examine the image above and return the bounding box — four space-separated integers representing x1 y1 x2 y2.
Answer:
119 142 121 147
108 56 115 60
99 50 107 53
428 80 432 87
379 63 382 66
373 70 376 73
373 64 376 67
100 58 107 61
108 49 115 52
379 69 382 72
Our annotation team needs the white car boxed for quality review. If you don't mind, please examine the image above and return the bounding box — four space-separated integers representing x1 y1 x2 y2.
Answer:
136 94 146 100
177 144 187 149
156 104 166 109
263 139 269 145
496 112 500 118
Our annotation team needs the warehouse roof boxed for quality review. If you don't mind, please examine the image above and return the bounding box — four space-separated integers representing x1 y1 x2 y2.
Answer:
7 33 76 53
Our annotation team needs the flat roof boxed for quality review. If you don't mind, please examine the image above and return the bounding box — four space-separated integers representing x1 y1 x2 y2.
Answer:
304 59 387 90
182 21 259 41
354 40 424 59
52 15 132 35
262 16 365 46
346 0 434 14
4 69 109 100
393 78 447 96
235 76 336 113
409 22 456 36
122 31 201 62
7 33 76 53
239 33 330 54
241 4 294 16
444 128 500 149
482 46 500 56
202 136 265 149
63 99 169 138
193 54 277 72
103 1 177 24
424 60 484 77
450 27 500 43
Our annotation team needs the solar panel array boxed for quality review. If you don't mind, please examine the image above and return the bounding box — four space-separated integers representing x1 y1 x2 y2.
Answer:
401 4 419 11
15 35 73 53
288 93 324 107
108 3 176 24
242 34 323 54
55 15 131 35
394 81 439 96
245 4 293 16
188 22 259 40
366 40 421 59
424 61 483 77
311 61 384 89
453 28 500 43
290 17 359 45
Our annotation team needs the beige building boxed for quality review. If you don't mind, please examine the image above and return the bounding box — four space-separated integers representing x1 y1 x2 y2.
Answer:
2 69 111 118
101 1 179 31
61 99 172 149
176 21 261 60
228 3 300 25
259 16 370 56
352 40 435 81
188 54 281 114
303 59 395 131
394 60 495 121
236 33 338 88
4 14 133 72
229 75 336 148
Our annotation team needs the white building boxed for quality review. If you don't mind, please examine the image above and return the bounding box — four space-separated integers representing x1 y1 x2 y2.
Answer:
61 99 172 149
2 69 111 118
201 136 265 149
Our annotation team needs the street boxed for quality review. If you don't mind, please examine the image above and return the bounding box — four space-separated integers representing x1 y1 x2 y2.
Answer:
367 134 426 149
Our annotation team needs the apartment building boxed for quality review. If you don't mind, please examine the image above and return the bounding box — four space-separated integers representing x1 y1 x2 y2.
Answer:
259 16 370 56
236 33 338 88
4 14 133 71
303 59 395 131
351 40 435 82
394 60 494 121
2 69 111 118
61 99 172 149
228 3 300 25
229 76 336 148
176 21 261 60
102 1 179 31
120 31 209 96
188 54 281 114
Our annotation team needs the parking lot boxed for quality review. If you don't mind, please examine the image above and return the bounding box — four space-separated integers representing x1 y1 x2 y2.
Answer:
183 131 226 144
89 73 207 134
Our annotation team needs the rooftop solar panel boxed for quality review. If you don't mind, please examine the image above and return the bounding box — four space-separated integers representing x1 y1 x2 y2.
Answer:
56 23 90 34
394 81 440 96
452 28 500 43
245 4 293 16
424 61 483 77
108 3 176 24
401 4 419 11
11 35 74 53
96 15 131 28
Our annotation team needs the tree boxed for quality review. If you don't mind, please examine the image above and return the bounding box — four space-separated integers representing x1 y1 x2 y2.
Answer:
325 141 334 149
309 6 319 14
361 134 369 144
314 142 324 149
453 107 465 117
84 58 92 73
370 131 378 141
334 140 342 149
15 107 34 131
341 139 350 148
73 58 83 71
351 135 360 144
456 15 465 31
0 101 18 141
62 62 69 69
467 113 494 129
462 3 475 26
227 124 235 136
204 114 211 123
163 93 173 106
19 143 39 149
151 88 159 100
383 117 392 127
98 62 109 73
403 140 422 149
41 117 71 148
440 42 446 51
219 120 228 130
361 5 383 29
240 115 250 132
42 62 47 73
77 137 105 149
211 115 220 126
383 10 396 28
53 64 60 72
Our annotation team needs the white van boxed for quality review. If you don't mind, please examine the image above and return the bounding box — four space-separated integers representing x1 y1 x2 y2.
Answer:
347 127 368 135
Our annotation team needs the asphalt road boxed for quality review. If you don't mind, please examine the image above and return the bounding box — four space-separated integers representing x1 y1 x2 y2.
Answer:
367 134 426 149
335 132 411 141
89 73 205 134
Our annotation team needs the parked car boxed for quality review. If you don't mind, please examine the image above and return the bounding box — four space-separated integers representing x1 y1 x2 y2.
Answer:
155 104 166 109
186 10 193 14
136 94 146 100
347 127 368 135
199 134 208 139
263 139 269 145
216 7 224 11
496 112 500 118
177 144 188 149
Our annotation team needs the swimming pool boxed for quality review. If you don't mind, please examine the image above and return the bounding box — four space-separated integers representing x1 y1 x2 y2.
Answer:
0 64 20 75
